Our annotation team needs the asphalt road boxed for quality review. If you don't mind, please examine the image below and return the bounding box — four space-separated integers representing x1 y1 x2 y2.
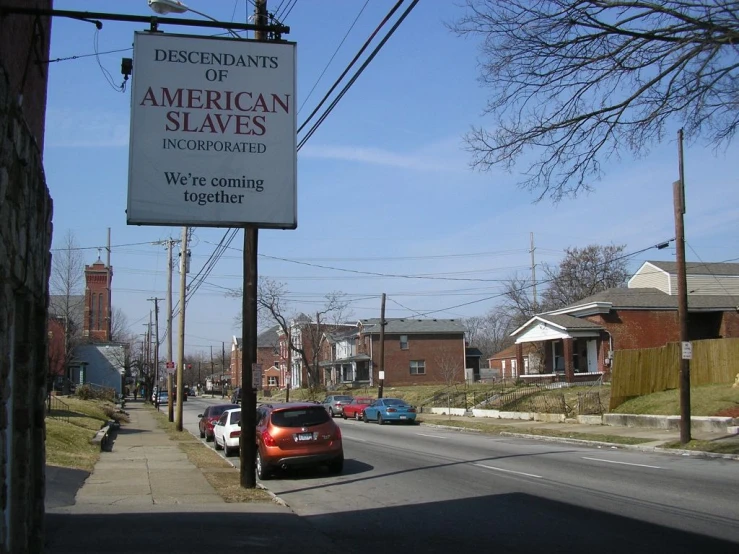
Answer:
180 397 739 553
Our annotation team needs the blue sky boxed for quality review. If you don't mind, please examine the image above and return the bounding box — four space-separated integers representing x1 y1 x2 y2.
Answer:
45 0 739 356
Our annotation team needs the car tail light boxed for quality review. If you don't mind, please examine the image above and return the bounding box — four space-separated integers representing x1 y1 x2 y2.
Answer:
387 408 397 412
408 407 416 412
261 430 277 447
229 430 241 438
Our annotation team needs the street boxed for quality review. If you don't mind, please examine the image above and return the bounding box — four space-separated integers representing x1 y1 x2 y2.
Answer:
180 397 739 553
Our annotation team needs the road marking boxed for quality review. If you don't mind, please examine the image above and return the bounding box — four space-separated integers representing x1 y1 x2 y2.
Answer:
343 436 367 442
582 457 662 469
416 433 447 439
474 464 542 479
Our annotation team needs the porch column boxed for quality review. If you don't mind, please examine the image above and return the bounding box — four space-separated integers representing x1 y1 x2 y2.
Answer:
515 343 525 379
563 338 575 382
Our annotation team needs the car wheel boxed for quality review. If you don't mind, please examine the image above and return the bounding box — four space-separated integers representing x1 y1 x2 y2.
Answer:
199 428 205 439
205 432 213 442
378 414 384 425
363 412 369 423
342 411 347 420
329 408 334 418
256 451 271 480
327 455 344 475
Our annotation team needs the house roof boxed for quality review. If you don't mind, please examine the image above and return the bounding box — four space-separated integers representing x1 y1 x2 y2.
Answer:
465 347 483 357
359 318 466 335
234 324 281 350
558 287 739 311
488 343 538 360
645 260 739 277
326 327 358 342
536 313 603 330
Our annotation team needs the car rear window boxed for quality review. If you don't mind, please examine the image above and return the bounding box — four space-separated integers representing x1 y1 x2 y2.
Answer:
230 411 241 425
385 399 407 406
271 407 331 428
335 396 353 402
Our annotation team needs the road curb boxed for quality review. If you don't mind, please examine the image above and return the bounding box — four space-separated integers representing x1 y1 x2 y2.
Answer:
421 422 738 461
215 449 292 507
499 431 739 461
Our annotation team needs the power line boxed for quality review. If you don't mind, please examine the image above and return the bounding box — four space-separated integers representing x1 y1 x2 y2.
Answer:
298 0 421 150
298 0 371 115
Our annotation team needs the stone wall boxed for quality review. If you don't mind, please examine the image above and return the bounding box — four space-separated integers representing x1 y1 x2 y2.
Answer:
0 67 53 554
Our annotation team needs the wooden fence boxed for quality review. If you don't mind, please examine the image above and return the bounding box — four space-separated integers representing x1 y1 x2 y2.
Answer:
609 338 739 410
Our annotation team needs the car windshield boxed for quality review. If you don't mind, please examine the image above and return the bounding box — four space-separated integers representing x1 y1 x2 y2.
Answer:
212 405 239 417
271 407 330 428
384 399 407 406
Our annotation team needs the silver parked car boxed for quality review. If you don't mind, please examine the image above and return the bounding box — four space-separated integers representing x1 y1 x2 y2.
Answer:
321 395 354 417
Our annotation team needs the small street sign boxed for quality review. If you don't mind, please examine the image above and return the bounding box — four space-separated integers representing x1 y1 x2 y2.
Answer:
166 361 176 375
252 363 263 390
681 341 692 360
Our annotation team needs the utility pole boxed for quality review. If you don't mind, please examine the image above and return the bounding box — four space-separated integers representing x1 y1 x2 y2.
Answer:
148 298 166 419
674 129 691 444
530 232 537 311
240 0 266 489
222 341 226 394
175 227 188 432
106 227 112 339
378 293 386 399
285 330 291 403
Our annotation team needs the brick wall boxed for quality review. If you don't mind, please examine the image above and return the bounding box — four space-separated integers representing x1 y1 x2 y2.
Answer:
370 333 465 386
0 65 53 553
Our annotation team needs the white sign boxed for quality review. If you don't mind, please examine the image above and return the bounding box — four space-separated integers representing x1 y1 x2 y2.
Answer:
681 341 692 360
378 371 385 380
252 363 263 389
128 32 297 228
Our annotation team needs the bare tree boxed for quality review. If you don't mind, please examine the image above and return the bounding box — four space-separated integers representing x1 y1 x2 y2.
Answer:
501 272 543 330
541 244 629 309
450 0 739 201
110 307 130 343
49 230 85 392
463 311 514 358
230 279 353 391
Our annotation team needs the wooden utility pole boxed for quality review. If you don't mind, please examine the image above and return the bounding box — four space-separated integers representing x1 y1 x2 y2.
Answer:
674 129 691 444
148 297 165 416
378 293 386 399
285 332 291 403
240 0 266 488
106 227 112 339
166 239 174 419
175 227 188 432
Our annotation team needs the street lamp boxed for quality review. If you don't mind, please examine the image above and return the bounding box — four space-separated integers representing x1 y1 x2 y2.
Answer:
148 0 241 38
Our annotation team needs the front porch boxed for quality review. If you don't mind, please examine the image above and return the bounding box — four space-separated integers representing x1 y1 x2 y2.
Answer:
511 314 609 383
320 354 372 387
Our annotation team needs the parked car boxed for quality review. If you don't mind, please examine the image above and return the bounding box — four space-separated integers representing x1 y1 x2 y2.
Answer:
154 391 169 406
363 398 417 425
198 403 239 441
342 397 375 420
213 408 241 457
321 394 354 417
255 402 343 480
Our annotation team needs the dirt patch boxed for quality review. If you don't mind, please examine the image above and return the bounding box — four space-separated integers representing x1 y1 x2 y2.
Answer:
202 470 274 503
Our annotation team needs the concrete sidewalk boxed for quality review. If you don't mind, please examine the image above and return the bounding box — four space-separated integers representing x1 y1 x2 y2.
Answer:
45 401 334 553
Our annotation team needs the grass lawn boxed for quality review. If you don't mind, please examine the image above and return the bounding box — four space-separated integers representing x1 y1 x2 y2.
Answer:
45 396 127 471
661 439 739 455
612 384 739 417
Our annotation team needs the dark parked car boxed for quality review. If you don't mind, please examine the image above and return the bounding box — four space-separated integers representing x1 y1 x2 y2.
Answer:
198 403 239 441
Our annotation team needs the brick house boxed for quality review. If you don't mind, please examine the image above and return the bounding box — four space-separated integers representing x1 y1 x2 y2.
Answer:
488 343 541 380
230 324 283 390
357 318 467 386
510 261 739 383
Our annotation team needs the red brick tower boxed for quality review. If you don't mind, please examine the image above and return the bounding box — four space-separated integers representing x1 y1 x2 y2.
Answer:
84 251 113 342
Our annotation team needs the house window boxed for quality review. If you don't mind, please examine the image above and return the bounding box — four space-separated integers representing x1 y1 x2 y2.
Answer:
89 293 95 331
553 341 565 372
400 335 408 350
410 360 425 375
268 376 278 387
97 293 103 330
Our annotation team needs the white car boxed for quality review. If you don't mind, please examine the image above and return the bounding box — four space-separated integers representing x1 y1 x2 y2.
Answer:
213 408 241 457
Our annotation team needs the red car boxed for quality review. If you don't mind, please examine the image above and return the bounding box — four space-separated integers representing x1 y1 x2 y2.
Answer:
341 397 375 420
198 403 239 441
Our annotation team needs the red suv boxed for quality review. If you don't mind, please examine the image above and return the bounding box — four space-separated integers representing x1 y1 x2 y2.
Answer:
256 402 343 480
198 403 239 441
